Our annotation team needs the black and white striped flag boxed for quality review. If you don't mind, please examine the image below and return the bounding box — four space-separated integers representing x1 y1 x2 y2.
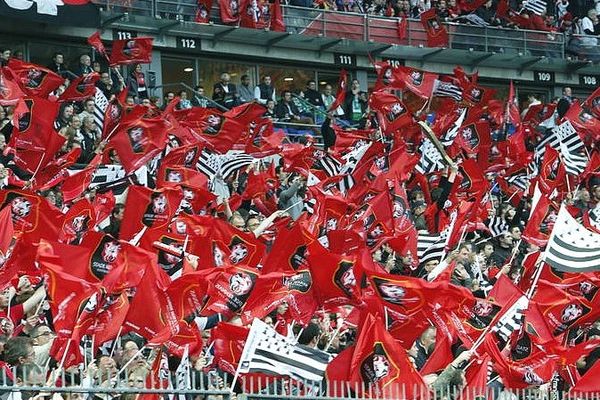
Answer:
433 80 463 102
523 0 546 15
238 319 332 383
197 148 219 179
553 120 588 175
491 295 529 342
94 88 109 133
317 154 342 177
440 108 467 146
487 216 509 237
544 205 600 272
219 152 255 179
417 231 446 265
531 120 588 176
506 173 529 191
175 345 190 400
415 139 445 174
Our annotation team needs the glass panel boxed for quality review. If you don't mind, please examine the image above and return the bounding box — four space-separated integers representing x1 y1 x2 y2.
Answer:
28 42 90 77
258 65 315 100
161 57 196 99
196 60 256 98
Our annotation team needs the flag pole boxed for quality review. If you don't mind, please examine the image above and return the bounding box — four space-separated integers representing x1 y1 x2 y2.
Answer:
115 346 146 378
324 321 345 351
109 326 124 359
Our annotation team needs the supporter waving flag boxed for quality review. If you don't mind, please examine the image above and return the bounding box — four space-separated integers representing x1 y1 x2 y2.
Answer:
7 59 64 98
420 9 449 48
109 37 154 66
349 313 425 397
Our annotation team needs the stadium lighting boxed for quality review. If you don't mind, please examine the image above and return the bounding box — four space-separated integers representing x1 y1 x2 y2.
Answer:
284 77 294 81
183 67 194 72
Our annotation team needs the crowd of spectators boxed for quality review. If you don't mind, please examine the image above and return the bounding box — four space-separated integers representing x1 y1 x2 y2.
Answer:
0 38 600 400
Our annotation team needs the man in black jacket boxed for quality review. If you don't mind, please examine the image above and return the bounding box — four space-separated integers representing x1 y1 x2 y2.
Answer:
212 72 239 108
47 52 67 77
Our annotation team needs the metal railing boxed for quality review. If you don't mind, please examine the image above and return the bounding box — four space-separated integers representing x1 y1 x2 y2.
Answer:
89 0 599 62
3 367 600 400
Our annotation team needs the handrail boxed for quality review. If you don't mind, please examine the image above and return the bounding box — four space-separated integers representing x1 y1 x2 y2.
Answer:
91 0 595 62
149 82 230 111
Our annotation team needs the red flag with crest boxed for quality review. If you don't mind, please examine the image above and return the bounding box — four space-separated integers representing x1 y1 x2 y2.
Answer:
420 9 448 48
109 37 154 66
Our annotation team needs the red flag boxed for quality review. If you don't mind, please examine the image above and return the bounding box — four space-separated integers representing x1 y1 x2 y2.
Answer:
7 59 64 98
8 97 63 172
521 196 555 247
349 313 425 396
212 322 249 374
120 186 183 241
369 92 413 134
203 264 259 316
0 190 62 238
0 206 14 257
58 199 96 244
397 17 408 40
87 31 108 59
109 111 170 173
0 69 25 106
270 0 286 32
391 66 438 99
459 0 487 11
306 241 362 306
40 259 100 339
219 0 241 24
173 107 246 153
421 9 448 48
60 162 99 203
583 85 600 119
571 355 600 392
483 335 558 388
328 69 348 113
240 0 270 29
195 0 213 22
109 37 154 66
241 268 318 325
59 72 100 101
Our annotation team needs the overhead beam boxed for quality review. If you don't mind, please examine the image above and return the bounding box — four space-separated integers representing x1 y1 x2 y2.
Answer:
101 13 126 28
266 32 292 52
368 44 393 57
318 38 343 55
211 27 239 48
158 20 180 34
518 56 544 75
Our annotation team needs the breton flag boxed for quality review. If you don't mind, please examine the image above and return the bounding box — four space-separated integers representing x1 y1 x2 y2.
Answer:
415 138 445 174
218 152 255 179
417 231 446 265
487 216 509 237
440 108 467 146
317 154 342 177
544 205 600 272
523 0 547 15
491 295 529 342
237 318 332 383
175 345 191 400
94 88 109 133
433 80 463 103
531 120 588 176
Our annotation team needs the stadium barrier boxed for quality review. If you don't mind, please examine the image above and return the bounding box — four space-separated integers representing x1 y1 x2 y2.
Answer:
1 368 599 400
90 0 586 61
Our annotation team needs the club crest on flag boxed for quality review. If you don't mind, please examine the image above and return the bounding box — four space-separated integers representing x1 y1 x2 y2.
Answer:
410 70 423 86
386 103 406 122
143 193 169 226
464 299 501 330
523 367 544 385
372 277 407 305
360 343 395 385
228 236 251 264
62 210 92 238
229 272 254 296
0 192 40 232
289 245 308 270
127 126 148 154
204 114 225 135
333 261 357 297
282 270 312 293
90 236 121 279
